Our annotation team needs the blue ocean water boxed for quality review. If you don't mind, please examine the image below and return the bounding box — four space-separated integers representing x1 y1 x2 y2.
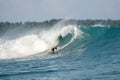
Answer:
0 21 120 80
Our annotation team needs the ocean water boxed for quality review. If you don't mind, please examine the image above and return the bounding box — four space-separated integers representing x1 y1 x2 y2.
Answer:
0 21 120 80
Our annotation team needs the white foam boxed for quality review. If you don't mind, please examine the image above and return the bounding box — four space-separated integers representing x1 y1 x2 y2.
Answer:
0 34 50 59
92 24 105 27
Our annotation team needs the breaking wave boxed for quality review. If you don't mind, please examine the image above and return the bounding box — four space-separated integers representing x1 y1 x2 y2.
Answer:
0 20 120 60
0 24 82 59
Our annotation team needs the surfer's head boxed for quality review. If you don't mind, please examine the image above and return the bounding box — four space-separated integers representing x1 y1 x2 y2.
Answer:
51 46 58 52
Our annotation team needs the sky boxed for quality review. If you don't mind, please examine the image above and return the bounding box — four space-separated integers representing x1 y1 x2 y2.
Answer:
0 0 120 22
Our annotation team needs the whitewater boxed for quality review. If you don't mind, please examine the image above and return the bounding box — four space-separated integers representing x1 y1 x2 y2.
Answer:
0 20 120 80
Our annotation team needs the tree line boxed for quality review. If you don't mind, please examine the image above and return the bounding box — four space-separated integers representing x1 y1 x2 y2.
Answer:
0 19 120 28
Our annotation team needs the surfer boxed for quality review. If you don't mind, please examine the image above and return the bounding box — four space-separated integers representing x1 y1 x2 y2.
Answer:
51 46 58 52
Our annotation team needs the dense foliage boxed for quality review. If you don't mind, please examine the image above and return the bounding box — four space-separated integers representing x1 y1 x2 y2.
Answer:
0 19 120 28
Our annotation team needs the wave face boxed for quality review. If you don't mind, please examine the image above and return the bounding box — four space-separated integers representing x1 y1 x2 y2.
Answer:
0 20 120 80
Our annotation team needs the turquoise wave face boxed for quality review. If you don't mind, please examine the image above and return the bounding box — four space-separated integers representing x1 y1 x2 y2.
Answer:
79 26 120 48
